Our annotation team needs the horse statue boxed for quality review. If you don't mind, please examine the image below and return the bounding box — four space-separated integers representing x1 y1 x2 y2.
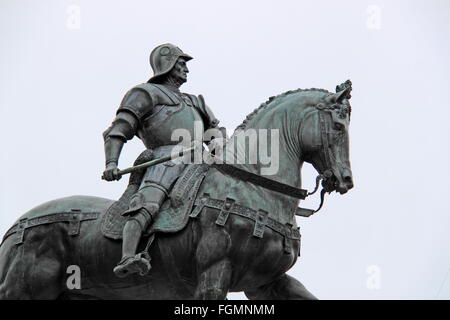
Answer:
0 83 353 299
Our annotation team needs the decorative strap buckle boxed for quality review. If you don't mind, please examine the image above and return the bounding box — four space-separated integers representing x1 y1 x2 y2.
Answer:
253 210 268 238
283 223 293 254
190 193 209 218
15 218 28 245
215 198 235 226
68 209 81 236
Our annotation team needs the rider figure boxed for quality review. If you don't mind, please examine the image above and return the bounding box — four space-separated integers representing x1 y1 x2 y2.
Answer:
102 44 224 278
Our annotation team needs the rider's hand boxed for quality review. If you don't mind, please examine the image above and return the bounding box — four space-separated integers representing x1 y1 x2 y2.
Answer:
102 163 122 181
208 137 226 157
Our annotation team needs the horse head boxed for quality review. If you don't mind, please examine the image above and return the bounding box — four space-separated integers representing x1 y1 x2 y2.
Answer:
299 86 353 194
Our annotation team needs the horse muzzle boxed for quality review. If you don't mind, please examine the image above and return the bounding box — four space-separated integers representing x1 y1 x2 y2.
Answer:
335 167 354 194
322 168 353 194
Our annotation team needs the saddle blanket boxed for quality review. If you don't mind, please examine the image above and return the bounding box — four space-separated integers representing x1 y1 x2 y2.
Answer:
100 164 209 240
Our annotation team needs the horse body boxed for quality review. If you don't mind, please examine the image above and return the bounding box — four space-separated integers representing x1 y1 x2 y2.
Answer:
0 87 353 299
0 194 300 299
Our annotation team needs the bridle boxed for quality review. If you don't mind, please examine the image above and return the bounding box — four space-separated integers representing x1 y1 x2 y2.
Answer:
295 108 338 217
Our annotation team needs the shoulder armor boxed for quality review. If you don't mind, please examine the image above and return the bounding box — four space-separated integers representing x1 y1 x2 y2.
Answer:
186 94 220 129
117 85 152 120
186 94 200 108
117 83 180 120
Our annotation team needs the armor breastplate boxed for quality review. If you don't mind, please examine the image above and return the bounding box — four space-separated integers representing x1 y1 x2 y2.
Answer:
137 95 205 149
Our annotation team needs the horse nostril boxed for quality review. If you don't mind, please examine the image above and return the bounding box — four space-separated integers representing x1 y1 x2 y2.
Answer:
344 176 353 188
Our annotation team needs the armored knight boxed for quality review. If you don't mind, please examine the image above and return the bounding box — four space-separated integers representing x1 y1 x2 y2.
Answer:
102 44 224 277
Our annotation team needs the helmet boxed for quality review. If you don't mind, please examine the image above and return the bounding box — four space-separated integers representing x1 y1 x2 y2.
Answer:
148 43 193 83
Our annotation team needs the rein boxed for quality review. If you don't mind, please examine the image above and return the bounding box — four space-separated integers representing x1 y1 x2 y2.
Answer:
213 163 330 217
212 164 308 199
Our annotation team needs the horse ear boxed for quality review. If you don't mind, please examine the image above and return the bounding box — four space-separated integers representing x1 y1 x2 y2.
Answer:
335 87 350 103
325 88 350 104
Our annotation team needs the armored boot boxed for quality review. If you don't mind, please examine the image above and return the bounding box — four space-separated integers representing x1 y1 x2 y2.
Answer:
113 187 166 278
113 206 155 277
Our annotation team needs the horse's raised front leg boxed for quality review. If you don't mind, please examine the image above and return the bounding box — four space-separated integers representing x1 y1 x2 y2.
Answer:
245 273 317 300
194 227 232 300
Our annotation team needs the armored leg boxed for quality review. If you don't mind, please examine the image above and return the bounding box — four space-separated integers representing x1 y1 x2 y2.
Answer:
113 186 166 278
113 147 186 278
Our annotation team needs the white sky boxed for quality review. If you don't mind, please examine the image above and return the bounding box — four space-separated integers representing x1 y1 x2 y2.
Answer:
1 0 449 299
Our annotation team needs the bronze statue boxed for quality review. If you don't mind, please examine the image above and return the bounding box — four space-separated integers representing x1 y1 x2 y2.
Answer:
0 44 353 299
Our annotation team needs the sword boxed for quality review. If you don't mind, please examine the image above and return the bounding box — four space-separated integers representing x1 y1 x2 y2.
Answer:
101 146 197 180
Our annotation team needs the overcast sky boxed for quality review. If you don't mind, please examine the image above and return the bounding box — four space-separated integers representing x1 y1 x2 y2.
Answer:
1 0 450 299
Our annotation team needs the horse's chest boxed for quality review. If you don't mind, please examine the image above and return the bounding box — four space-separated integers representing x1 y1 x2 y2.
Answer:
225 216 300 289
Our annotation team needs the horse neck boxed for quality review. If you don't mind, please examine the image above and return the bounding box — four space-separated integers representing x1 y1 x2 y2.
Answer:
224 130 303 191
215 103 306 223
226 98 307 186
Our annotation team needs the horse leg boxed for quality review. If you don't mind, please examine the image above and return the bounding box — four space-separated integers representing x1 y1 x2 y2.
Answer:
194 228 232 300
0 240 26 299
0 229 64 299
195 259 232 300
244 273 317 300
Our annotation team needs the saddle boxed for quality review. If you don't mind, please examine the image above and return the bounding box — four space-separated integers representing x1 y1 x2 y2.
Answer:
100 150 209 240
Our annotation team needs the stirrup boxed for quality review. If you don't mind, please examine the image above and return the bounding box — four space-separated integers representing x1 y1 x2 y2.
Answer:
113 253 151 278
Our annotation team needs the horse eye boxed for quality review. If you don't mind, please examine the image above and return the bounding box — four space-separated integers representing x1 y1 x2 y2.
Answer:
334 123 344 131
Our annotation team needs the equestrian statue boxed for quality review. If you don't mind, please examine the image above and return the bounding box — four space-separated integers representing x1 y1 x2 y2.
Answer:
0 44 354 299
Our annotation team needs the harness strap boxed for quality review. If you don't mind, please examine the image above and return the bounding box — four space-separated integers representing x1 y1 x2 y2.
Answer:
2 211 100 245
290 111 334 217
215 198 234 226
212 164 308 200
254 209 269 238
319 111 333 172
211 163 329 218
295 188 327 217
191 194 301 242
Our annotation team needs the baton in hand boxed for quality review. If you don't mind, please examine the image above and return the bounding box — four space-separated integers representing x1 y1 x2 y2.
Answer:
101 146 196 180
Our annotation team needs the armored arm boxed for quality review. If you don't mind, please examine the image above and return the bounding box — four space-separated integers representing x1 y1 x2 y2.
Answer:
102 88 154 180
103 112 138 165
193 95 228 155
187 94 227 140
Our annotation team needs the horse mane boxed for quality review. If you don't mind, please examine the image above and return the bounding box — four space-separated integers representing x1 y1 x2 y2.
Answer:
234 88 331 132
